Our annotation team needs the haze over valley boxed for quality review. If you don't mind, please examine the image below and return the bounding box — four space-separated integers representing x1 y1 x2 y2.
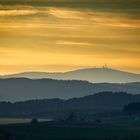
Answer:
0 0 140 139
1 67 140 83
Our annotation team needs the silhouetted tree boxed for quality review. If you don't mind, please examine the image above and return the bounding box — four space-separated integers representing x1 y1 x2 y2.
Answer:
30 118 39 125
123 102 140 115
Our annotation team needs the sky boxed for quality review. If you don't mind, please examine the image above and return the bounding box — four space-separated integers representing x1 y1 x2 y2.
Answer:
0 0 140 74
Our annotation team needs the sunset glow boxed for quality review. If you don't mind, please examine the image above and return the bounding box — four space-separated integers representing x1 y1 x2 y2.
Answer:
0 0 140 74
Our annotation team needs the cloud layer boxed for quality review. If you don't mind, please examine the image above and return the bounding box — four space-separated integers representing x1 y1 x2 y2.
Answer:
0 0 140 74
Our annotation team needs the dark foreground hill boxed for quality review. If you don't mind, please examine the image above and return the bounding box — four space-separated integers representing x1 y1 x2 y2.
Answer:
1 92 140 118
0 78 140 101
1 121 140 140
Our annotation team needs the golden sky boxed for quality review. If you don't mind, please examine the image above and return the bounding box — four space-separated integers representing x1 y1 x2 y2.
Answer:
0 0 140 74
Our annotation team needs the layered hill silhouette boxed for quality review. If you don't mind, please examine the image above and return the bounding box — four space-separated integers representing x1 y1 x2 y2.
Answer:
0 78 140 101
1 92 140 118
1 67 140 83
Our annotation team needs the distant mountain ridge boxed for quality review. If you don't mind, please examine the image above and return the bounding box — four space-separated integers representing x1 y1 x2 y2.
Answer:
0 78 140 101
1 68 140 83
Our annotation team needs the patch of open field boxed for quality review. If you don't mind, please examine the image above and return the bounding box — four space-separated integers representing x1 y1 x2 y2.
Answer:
0 120 140 140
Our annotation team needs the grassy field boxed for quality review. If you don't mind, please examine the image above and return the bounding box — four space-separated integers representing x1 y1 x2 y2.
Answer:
0 118 140 140
0 118 50 125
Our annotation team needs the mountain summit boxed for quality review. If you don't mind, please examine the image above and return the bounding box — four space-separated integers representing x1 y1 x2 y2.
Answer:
1 68 140 83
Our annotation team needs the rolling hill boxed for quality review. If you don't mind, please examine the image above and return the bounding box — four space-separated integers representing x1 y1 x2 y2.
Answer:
1 67 140 83
1 92 140 118
0 78 140 101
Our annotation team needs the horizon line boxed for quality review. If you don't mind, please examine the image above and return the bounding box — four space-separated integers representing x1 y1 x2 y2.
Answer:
0 66 140 76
